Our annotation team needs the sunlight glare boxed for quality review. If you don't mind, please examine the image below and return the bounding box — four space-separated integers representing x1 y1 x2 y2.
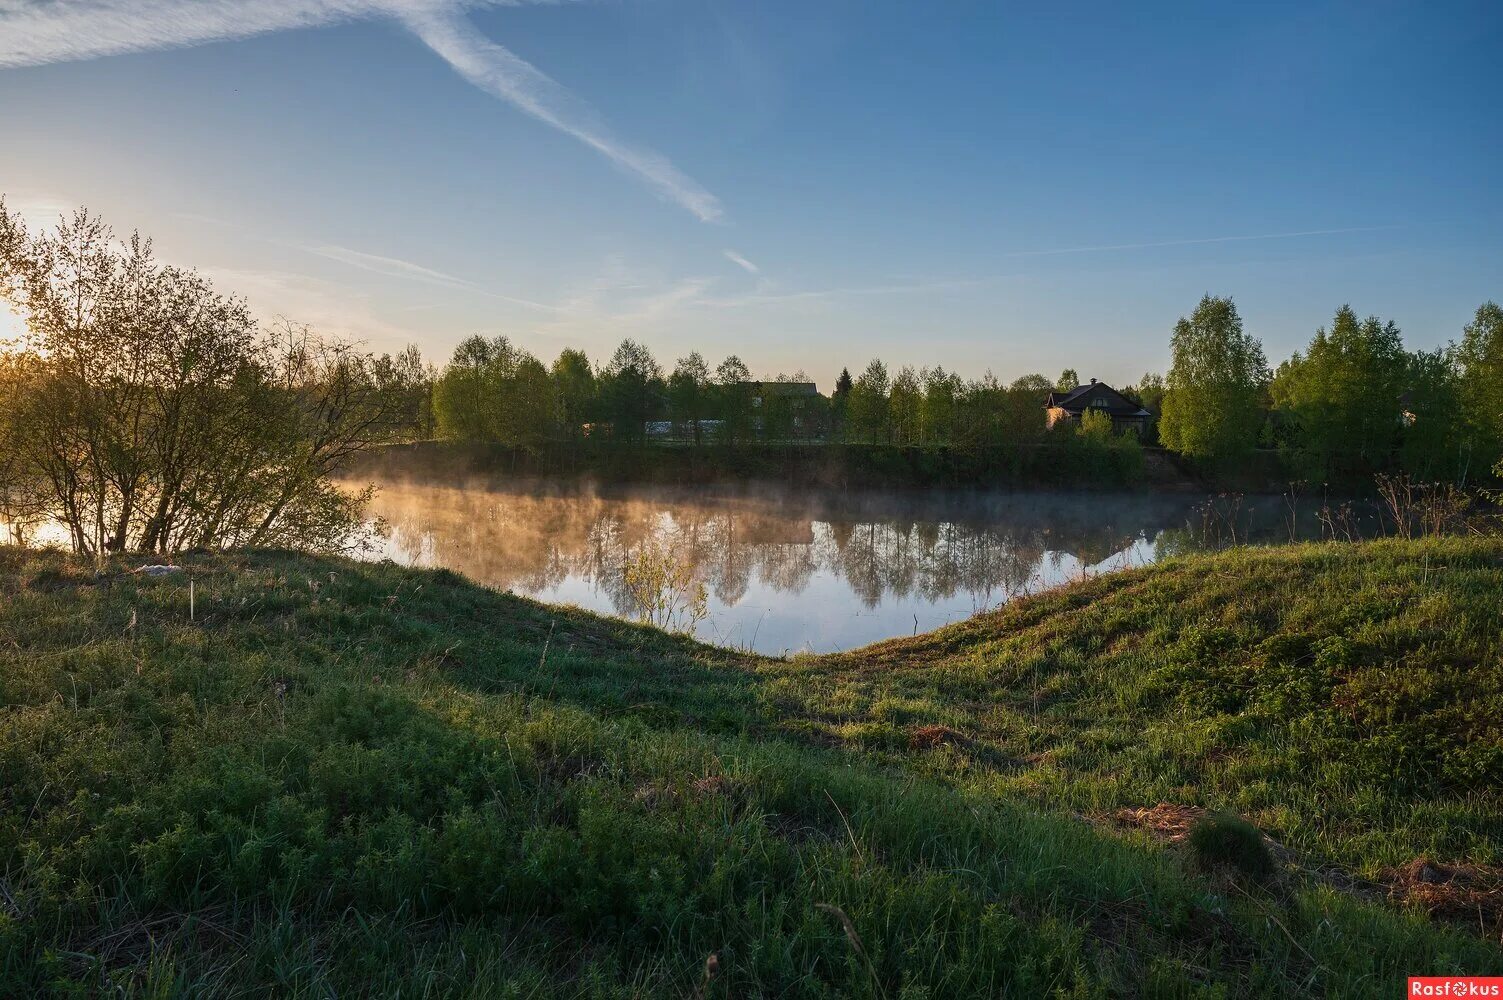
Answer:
0 305 26 348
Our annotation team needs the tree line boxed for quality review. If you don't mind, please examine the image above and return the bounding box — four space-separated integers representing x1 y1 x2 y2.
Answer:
426 335 1157 449
1160 295 1503 485
424 294 1503 488
3 200 1500 559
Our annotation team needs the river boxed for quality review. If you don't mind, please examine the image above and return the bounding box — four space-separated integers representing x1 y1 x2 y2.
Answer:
349 477 1343 654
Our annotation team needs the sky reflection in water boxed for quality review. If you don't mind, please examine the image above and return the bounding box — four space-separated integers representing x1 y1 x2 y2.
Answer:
355 480 1303 655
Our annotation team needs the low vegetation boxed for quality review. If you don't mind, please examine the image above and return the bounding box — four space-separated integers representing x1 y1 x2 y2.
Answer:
1 538 1499 996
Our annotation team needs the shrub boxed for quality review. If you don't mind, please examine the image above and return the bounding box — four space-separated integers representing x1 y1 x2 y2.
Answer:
1187 812 1274 880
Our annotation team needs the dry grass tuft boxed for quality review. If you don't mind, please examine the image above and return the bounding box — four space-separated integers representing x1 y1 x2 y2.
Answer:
908 723 967 750
1386 859 1503 937
1112 802 1210 843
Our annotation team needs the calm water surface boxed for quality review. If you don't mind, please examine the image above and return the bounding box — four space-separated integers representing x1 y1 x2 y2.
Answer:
352 478 1326 654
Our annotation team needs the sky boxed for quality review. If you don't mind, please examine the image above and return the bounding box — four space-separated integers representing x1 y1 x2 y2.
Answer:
1 0 1500 387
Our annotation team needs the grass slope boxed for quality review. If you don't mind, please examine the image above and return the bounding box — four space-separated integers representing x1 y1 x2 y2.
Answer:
0 540 1499 997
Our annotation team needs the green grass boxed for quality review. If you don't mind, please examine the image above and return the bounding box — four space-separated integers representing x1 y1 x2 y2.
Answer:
0 539 1499 996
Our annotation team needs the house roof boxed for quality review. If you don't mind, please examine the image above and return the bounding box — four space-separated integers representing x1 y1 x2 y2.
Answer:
748 381 819 396
1044 380 1151 417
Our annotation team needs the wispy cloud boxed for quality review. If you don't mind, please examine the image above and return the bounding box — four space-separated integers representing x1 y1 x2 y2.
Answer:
0 0 722 222
304 243 561 311
306 243 477 288
199 264 442 348
0 0 478 68
722 249 759 274
701 226 1398 308
399 8 722 222
699 276 994 309
1004 226 1397 258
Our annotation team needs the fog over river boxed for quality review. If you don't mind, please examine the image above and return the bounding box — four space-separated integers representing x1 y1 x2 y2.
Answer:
351 478 1329 654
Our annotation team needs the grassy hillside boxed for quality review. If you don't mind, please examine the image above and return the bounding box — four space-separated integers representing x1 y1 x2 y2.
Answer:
0 540 1499 996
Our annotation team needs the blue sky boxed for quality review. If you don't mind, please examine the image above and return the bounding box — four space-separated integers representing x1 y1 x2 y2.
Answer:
1 0 1499 387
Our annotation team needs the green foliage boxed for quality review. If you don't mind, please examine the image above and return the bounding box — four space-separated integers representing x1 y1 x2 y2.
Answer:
432 335 555 451
830 367 854 438
1270 306 1408 481
1 541 1500 995
1400 348 1469 481
1187 814 1275 881
887 366 923 444
1061 410 1144 482
598 339 665 445
713 355 753 445
667 351 711 444
0 201 404 555
1159 296 1269 463
1076 408 1114 440
918 367 961 444
1455 301 1503 476
550 348 597 440
847 359 891 443
1123 373 1166 445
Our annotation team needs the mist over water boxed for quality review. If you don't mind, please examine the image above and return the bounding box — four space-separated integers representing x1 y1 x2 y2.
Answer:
348 476 1319 654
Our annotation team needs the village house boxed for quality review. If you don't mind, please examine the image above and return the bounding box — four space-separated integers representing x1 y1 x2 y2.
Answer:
748 381 823 438
1043 378 1152 435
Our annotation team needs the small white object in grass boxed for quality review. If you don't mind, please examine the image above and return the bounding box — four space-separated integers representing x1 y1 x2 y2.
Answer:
134 565 182 577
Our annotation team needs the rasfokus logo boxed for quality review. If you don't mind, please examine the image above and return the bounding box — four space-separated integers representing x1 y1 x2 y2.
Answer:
1410 979 1503 997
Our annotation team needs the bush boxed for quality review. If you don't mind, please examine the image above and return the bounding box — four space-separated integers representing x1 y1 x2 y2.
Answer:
1187 812 1274 880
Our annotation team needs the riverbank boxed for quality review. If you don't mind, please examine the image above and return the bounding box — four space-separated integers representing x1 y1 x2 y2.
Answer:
347 438 1194 491
1 539 1499 994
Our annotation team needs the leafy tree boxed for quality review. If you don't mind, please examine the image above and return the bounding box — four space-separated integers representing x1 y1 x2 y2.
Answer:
432 336 555 450
0 200 395 554
950 374 1002 448
372 344 434 440
1002 375 1053 443
830 367 854 439
1123 373 1166 445
762 372 813 441
889 366 922 444
1270 306 1406 480
1454 301 1503 479
1056 368 1080 391
921 367 962 444
847 359 890 444
714 355 753 446
510 353 556 452
550 348 597 441
599 339 663 445
433 335 504 441
1124 373 1165 413
1159 295 1269 463
1399 349 1467 481
668 351 711 444
1077 408 1114 441
0 351 45 542
1010 374 1054 395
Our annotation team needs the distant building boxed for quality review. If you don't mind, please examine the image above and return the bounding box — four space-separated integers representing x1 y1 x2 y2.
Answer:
647 418 724 440
1044 379 1151 435
745 381 824 438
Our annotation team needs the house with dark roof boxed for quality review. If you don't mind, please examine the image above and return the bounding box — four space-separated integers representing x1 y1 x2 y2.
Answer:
1044 379 1151 435
745 381 825 438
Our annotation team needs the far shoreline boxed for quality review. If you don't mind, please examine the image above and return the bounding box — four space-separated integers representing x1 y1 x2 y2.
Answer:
344 438 1256 494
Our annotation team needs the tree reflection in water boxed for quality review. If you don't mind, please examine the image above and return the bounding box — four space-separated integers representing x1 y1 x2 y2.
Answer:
351 479 1293 653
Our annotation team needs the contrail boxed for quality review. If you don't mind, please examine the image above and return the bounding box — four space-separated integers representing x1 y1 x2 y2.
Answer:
398 7 723 222
305 243 563 311
0 0 722 222
722 249 759 274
